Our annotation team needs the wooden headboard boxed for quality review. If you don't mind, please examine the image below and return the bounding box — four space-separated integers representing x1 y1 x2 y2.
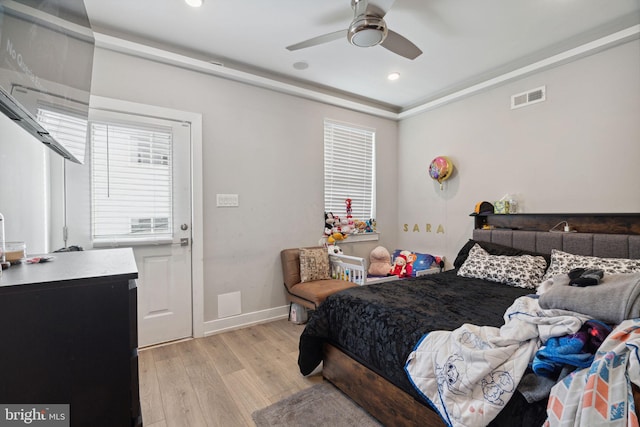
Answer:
472 213 640 259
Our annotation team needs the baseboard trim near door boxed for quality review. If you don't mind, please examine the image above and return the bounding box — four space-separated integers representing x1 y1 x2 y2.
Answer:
202 305 289 336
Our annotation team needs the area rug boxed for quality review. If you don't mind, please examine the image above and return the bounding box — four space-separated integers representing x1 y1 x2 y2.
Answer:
252 382 383 426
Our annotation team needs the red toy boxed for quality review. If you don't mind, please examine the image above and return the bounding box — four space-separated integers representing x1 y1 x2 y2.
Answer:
389 254 413 278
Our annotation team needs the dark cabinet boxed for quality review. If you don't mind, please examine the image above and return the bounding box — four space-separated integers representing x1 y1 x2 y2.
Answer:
0 248 141 427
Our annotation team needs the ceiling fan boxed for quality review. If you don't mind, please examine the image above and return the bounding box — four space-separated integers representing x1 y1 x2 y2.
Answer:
286 0 422 60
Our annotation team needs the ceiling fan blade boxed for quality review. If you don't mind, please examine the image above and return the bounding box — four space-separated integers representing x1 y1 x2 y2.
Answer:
367 0 396 17
286 30 346 51
380 29 422 59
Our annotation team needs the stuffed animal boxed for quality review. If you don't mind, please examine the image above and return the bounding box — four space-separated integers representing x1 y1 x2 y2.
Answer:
327 231 345 244
354 220 367 233
327 245 343 255
339 217 354 235
399 250 417 267
368 246 392 276
324 212 336 236
389 254 413 278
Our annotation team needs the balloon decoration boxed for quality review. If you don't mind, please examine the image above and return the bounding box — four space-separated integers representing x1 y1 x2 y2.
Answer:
428 156 454 190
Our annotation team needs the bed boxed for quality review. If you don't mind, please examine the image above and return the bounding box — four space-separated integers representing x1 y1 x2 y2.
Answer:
298 214 640 426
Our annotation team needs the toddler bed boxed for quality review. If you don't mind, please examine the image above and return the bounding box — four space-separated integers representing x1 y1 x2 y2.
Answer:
329 251 444 286
298 217 640 426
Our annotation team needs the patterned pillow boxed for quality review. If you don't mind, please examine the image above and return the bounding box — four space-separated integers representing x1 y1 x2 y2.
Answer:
457 244 548 289
454 239 550 269
299 248 331 283
542 249 640 280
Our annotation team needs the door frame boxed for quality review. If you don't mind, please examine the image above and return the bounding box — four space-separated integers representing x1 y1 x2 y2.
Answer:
89 95 205 339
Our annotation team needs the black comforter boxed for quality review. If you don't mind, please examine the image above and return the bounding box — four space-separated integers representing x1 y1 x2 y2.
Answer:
298 270 548 426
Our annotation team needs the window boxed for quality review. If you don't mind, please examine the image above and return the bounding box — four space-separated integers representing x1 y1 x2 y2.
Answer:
36 108 89 163
90 121 173 243
323 119 375 220
130 217 169 234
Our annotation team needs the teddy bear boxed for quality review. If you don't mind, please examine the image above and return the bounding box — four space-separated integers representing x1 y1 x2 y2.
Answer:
368 246 392 276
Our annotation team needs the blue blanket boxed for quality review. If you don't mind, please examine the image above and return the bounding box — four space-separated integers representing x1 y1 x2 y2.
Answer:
532 320 612 378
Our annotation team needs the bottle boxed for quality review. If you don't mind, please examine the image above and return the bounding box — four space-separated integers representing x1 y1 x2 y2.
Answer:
507 195 518 214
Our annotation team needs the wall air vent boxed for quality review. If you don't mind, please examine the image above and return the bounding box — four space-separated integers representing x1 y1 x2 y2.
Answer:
511 86 546 109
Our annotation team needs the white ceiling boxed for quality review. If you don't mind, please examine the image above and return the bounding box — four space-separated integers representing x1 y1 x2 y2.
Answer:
83 0 640 113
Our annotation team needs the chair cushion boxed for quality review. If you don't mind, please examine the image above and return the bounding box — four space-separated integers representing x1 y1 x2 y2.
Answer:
289 279 357 308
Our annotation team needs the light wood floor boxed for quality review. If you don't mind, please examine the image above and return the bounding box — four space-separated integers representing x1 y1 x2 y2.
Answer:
139 319 323 427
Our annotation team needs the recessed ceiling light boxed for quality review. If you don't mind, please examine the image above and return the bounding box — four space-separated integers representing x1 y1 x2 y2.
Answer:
185 0 203 7
387 72 400 81
293 61 309 70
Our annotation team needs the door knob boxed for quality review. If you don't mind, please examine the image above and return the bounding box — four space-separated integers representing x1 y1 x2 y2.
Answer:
180 223 189 231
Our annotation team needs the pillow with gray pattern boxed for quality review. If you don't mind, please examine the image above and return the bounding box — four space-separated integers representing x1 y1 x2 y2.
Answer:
542 249 640 280
457 244 547 289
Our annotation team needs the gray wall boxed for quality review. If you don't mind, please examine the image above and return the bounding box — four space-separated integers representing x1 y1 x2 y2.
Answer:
396 39 640 266
88 48 399 322
0 114 50 254
1 37 638 328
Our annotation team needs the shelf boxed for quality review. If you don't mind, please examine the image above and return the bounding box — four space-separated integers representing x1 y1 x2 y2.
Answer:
472 213 640 235
322 232 380 244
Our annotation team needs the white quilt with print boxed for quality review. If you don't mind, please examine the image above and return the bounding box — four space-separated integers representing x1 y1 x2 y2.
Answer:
405 296 591 427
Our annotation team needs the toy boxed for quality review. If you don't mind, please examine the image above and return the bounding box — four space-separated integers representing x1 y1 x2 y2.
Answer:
324 212 336 236
327 231 345 244
364 218 376 233
339 217 354 235
345 198 355 229
327 245 343 255
389 254 413 278
399 250 417 266
368 246 392 276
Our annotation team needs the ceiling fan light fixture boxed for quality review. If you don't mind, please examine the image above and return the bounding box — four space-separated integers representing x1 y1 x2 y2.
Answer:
348 16 387 47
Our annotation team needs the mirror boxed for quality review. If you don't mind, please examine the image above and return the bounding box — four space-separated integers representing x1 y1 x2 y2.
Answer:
0 0 94 163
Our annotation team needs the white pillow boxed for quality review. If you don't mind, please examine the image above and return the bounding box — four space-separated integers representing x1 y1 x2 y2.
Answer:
457 244 547 289
542 249 640 280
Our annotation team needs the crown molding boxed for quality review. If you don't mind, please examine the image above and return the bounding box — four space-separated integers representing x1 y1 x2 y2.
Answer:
94 25 639 122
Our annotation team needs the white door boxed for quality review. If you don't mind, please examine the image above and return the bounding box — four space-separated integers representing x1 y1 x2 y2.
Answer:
89 110 192 347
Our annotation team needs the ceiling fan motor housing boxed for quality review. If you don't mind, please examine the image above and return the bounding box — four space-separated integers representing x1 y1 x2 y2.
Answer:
348 15 388 47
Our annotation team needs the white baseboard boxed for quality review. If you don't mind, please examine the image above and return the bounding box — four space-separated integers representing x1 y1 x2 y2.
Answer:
202 305 289 336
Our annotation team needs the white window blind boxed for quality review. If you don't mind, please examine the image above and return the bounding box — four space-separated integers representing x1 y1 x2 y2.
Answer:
324 119 375 220
91 121 173 243
36 108 88 163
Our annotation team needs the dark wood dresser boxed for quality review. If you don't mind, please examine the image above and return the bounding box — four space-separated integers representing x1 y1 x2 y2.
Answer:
0 248 142 427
